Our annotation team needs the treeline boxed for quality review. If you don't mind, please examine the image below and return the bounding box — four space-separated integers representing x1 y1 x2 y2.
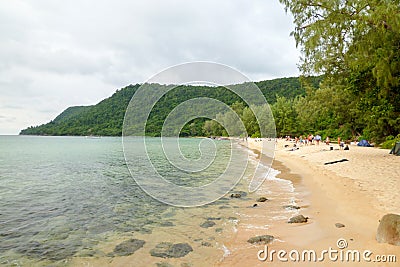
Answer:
20 77 314 137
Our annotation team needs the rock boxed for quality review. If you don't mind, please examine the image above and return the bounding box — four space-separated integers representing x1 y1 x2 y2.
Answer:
247 235 274 244
335 223 345 228
150 242 193 258
230 191 247 198
283 205 300 210
215 228 223 233
376 213 400 246
200 221 216 228
160 221 175 227
228 217 238 221
201 241 212 247
288 215 308 223
206 217 221 221
253 204 258 207
113 239 145 256
156 262 174 267
256 197 268 202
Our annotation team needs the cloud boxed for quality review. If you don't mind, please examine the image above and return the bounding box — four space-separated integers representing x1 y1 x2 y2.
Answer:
0 0 299 134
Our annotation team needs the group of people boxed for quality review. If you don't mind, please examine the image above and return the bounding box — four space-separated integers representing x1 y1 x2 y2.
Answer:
286 134 349 150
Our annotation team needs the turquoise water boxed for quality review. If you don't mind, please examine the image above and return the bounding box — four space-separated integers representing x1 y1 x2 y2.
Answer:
0 136 244 265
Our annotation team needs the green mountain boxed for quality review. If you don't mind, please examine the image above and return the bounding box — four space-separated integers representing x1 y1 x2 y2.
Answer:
20 77 318 136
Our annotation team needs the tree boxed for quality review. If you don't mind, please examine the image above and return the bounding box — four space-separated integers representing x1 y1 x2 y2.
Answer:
279 0 400 141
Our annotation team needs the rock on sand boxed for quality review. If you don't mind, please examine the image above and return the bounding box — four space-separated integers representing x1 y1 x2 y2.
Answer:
376 213 400 246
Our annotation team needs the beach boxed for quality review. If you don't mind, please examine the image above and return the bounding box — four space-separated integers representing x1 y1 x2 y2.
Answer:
217 138 400 266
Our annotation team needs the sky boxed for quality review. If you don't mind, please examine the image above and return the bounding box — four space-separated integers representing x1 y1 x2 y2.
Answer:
0 0 300 135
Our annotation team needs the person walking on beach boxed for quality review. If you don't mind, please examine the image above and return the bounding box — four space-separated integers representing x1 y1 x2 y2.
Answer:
325 136 330 145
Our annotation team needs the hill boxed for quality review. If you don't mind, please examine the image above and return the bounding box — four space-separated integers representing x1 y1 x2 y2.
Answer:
20 77 319 136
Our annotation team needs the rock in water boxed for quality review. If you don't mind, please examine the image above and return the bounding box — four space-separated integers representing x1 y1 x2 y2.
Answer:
114 239 145 256
247 235 274 244
150 242 193 258
288 215 308 223
376 213 400 246
256 197 268 202
200 220 216 228
230 193 241 198
283 205 300 210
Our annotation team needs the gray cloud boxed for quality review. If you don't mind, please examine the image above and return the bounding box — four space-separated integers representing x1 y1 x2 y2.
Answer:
0 0 299 134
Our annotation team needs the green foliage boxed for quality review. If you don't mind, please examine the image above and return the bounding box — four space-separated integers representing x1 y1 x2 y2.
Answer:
20 77 307 136
279 0 400 142
381 134 400 149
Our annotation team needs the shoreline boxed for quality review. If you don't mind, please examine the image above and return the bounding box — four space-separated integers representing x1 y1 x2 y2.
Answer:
218 138 400 266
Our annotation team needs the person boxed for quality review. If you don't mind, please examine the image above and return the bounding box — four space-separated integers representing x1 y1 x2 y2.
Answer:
344 144 349 150
325 136 330 145
315 134 321 145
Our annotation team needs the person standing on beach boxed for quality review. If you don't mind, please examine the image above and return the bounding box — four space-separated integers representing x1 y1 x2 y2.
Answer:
325 136 330 145
338 136 342 149
315 134 321 145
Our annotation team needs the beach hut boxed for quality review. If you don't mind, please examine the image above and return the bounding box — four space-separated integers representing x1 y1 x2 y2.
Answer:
390 142 400 156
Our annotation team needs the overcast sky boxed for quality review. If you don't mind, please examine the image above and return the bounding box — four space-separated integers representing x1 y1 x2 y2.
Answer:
0 0 300 135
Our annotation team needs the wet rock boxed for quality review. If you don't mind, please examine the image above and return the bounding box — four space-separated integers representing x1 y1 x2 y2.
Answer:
288 215 308 223
247 235 274 244
335 223 345 228
200 221 216 228
113 238 145 256
252 204 258 207
201 241 212 247
16 241 78 261
230 191 247 198
160 221 175 227
256 197 268 202
206 217 221 221
156 262 174 267
150 242 193 258
376 213 400 246
283 205 300 210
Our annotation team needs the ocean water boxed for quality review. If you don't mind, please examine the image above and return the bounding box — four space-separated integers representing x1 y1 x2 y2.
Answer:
0 136 297 266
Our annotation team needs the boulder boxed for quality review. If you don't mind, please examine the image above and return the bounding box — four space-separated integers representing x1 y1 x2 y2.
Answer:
376 213 400 246
150 242 193 258
288 215 308 223
113 238 145 256
247 235 274 244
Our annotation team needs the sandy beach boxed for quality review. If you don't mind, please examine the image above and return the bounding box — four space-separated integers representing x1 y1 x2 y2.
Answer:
218 138 400 266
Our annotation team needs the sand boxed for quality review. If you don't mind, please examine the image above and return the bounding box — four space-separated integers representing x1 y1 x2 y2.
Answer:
217 138 400 266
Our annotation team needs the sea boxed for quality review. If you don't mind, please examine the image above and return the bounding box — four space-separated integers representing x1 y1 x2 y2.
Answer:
0 136 298 266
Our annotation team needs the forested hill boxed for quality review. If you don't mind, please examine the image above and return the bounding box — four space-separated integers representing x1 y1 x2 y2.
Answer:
20 77 316 136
